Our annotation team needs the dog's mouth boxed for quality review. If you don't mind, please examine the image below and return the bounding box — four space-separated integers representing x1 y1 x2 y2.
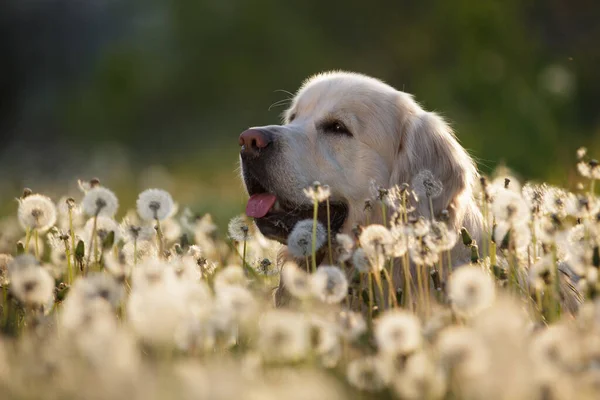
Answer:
243 173 348 244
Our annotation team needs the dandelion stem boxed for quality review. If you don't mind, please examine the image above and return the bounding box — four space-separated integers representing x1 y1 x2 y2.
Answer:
24 228 32 252
326 198 333 265
428 195 434 221
551 244 561 322
242 238 247 269
402 253 413 310
34 229 39 260
156 219 165 259
85 214 99 272
68 207 76 278
381 202 387 228
382 266 397 308
311 198 318 273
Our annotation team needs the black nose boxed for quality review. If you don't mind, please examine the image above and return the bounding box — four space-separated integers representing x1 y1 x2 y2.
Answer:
239 129 273 156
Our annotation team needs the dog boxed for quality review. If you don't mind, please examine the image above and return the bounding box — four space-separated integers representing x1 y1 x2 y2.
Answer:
238 71 582 311
239 71 482 259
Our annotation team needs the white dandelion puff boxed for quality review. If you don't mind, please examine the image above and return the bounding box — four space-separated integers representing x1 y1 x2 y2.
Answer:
81 187 119 217
436 326 490 378
392 352 447 400
227 215 252 241
491 189 530 225
412 170 443 200
281 262 313 300
334 233 355 263
287 219 326 258
83 216 121 253
359 224 394 260
303 181 331 202
375 310 423 355
409 238 439 266
352 247 383 273
448 266 496 318
311 266 348 304
337 311 367 341
425 221 458 252
346 356 392 392
136 189 175 221
120 217 155 243
258 310 310 363
9 265 55 309
17 194 57 232
213 265 247 293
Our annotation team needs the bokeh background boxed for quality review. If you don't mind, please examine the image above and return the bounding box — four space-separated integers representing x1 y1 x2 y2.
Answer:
1 0 599 227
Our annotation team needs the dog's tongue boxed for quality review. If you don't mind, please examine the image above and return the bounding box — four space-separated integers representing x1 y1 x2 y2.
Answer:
246 193 277 218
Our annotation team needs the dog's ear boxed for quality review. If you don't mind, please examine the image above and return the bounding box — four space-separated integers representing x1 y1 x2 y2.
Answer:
389 100 478 231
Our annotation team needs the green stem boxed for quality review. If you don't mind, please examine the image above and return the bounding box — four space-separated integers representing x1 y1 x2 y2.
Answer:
367 273 374 326
156 219 165 259
68 208 76 277
381 202 387 228
242 239 247 268
85 214 98 272
24 228 32 252
34 229 39 260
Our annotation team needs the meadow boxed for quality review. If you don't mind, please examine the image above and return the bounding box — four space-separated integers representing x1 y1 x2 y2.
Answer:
0 149 599 400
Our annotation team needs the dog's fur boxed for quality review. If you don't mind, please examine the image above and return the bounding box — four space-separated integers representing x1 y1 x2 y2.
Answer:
240 71 482 260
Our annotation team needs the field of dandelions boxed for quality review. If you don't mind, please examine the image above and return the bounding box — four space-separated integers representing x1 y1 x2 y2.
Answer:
1 149 600 400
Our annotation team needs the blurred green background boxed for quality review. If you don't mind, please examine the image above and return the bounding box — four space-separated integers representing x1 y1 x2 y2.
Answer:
1 0 599 226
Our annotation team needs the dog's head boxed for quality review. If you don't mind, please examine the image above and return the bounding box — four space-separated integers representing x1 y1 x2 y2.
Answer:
239 71 477 244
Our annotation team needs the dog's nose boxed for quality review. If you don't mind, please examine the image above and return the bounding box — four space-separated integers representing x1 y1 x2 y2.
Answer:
239 129 272 156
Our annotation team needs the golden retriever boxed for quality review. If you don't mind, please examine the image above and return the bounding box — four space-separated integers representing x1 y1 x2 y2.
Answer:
239 71 482 263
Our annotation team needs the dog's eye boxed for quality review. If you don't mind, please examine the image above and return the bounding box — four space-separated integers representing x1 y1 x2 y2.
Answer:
322 120 352 136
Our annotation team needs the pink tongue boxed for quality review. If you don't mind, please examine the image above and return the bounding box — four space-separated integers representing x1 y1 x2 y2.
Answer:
246 193 277 218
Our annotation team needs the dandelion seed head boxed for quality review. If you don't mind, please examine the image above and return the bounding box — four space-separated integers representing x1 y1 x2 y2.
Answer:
346 356 391 392
436 326 489 378
578 160 600 180
409 217 431 237
213 265 247 292
337 311 367 341
311 266 348 304
17 194 57 232
359 224 393 261
82 187 119 217
409 238 439 266
392 352 447 400
120 217 155 243
412 170 443 200
83 216 121 253
491 189 530 225
9 265 54 309
215 285 258 328
448 266 496 318
334 233 354 262
287 219 326 258
375 310 423 355
259 310 310 362
136 189 174 221
228 215 252 241
351 247 382 273
425 221 458 252
281 262 313 300
303 182 331 202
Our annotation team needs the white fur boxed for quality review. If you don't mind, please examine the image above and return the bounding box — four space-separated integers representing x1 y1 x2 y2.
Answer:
249 71 482 265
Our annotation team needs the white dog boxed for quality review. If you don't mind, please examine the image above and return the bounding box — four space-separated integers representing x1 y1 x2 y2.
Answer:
239 71 482 261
